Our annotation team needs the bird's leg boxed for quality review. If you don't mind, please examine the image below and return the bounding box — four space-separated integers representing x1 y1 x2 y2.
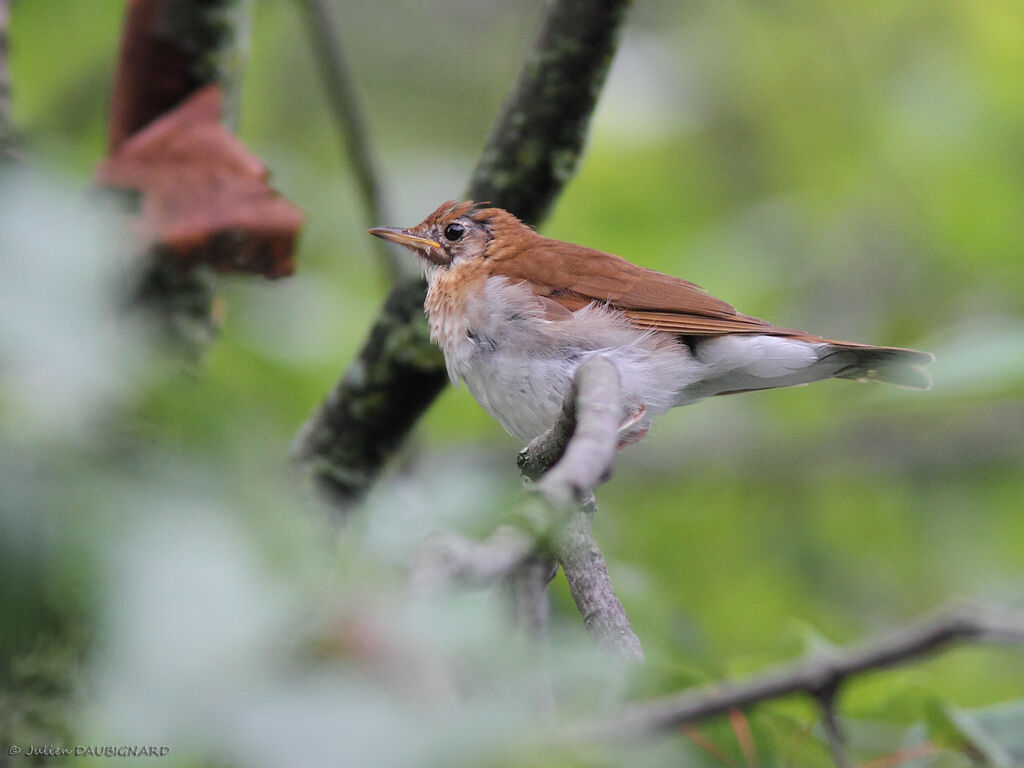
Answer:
617 405 649 448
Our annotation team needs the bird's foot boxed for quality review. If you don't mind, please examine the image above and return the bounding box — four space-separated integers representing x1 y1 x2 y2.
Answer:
617 405 649 449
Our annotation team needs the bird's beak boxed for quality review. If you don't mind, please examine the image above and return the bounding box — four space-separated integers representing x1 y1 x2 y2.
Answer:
368 227 442 252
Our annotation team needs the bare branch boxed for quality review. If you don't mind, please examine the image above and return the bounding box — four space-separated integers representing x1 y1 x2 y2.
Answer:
297 0 402 281
516 355 617 485
533 358 622 508
294 0 631 509
572 602 1024 741
519 357 644 663
505 557 558 639
557 497 644 662
817 688 852 768
404 357 641 662
407 358 622 592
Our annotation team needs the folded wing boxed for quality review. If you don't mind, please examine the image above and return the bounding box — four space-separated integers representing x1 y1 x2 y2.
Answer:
486 235 934 387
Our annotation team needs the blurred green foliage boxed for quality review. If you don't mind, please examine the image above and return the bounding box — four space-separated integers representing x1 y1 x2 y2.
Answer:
3 0 1024 765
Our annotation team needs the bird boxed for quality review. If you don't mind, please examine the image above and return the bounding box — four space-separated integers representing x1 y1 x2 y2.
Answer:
370 200 933 445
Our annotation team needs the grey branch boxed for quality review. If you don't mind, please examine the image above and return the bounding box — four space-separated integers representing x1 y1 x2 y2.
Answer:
520 357 622 504
573 602 1024 741
556 496 644 662
297 0 402 281
506 556 560 719
525 358 643 663
408 358 623 593
817 687 852 768
405 357 642 662
293 0 631 509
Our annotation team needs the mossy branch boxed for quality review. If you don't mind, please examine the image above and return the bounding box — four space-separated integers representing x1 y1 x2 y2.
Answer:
294 0 631 508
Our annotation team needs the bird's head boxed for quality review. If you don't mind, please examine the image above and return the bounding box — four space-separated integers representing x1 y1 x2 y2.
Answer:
369 200 524 273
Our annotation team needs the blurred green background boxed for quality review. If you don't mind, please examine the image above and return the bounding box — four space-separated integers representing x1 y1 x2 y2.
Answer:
3 0 1024 765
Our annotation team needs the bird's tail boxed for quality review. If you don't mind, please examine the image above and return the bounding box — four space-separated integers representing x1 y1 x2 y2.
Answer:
819 341 934 390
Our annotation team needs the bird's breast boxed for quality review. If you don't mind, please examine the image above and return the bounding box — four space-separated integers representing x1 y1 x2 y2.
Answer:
424 273 555 380
423 274 696 442
425 267 483 351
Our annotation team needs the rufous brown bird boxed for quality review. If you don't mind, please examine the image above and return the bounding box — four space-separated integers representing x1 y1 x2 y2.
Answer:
370 201 933 445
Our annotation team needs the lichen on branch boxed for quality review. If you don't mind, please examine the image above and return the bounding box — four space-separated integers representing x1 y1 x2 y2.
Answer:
295 0 632 507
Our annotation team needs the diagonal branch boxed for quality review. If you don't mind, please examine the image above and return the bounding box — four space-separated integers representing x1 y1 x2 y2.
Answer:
519 356 622 497
293 0 631 509
521 357 644 663
555 496 644 662
466 0 630 220
297 0 401 281
408 357 624 592
572 602 1024 741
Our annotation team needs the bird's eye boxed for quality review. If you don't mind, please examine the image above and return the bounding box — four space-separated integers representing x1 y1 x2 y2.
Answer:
443 222 465 242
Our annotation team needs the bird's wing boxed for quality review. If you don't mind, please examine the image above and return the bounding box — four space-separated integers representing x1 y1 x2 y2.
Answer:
490 238 802 337
484 231 934 378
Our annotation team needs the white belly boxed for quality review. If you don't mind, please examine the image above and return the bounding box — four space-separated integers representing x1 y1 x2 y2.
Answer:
431 277 831 444
435 279 695 443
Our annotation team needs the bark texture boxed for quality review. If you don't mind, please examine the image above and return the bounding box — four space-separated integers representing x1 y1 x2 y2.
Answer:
295 0 631 507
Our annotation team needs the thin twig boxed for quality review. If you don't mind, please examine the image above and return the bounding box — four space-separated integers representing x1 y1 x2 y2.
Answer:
297 0 402 281
293 0 631 509
728 708 758 768
816 687 851 768
571 602 1024 741
517 382 580 482
505 557 558 640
